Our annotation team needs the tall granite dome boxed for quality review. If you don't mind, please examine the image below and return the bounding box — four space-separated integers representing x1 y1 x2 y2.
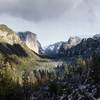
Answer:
44 36 81 57
68 36 81 46
60 36 81 51
0 24 20 44
17 31 42 54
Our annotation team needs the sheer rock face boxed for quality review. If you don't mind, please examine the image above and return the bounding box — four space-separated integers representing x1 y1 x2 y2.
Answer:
62 36 81 50
17 31 41 54
0 24 42 54
44 36 81 57
68 36 81 46
0 24 20 44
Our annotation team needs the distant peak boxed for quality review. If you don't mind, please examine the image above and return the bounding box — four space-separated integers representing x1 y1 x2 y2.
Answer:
68 36 81 40
18 31 37 37
68 36 81 45
0 24 15 34
0 24 10 30
93 34 100 39
0 24 20 44
0 24 8 27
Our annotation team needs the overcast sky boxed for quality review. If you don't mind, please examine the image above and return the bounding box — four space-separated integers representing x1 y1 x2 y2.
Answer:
0 0 100 46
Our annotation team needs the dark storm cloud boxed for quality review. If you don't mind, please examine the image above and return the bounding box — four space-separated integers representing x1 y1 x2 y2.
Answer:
0 0 100 22
0 0 71 21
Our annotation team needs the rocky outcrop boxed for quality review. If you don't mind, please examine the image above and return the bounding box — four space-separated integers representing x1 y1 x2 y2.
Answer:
44 36 81 57
44 35 100 58
0 24 42 54
17 31 42 54
60 36 81 51
59 37 100 58
0 24 20 44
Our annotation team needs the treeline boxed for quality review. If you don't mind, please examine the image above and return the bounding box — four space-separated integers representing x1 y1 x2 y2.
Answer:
0 53 100 100
31 53 100 100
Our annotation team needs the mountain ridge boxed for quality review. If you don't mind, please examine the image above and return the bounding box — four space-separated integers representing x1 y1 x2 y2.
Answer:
44 35 100 59
0 24 42 54
0 24 20 45
0 24 100 59
0 24 100 100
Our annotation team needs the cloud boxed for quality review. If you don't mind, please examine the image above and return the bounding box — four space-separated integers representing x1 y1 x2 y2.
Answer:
0 0 100 23
0 0 71 21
